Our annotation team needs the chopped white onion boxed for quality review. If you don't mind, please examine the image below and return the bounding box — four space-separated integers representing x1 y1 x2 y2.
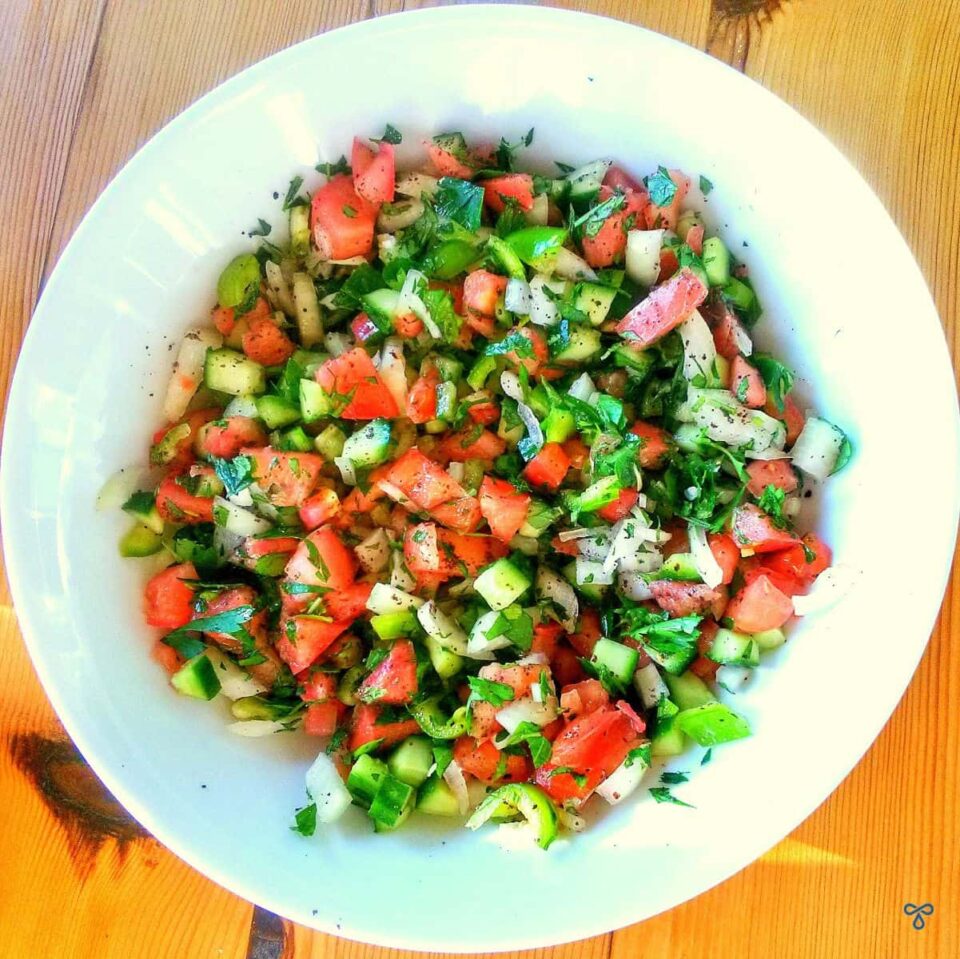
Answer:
577 533 612 562
205 648 268 700
367 582 423 614
625 229 664 287
557 806 587 832
575 557 614 586
227 720 285 737
264 260 295 316
633 662 669 709
305 752 353 823
505 278 532 314
395 172 439 199
495 697 558 736
212 525 244 563
678 310 718 384
789 417 847 481
731 317 754 356
377 336 408 412
596 754 649 805
525 192 549 226
508 535 540 556
375 478 410 506
212 497 271 537
443 760 470 816
744 447 792 461
677 387 786 452
618 570 654 601
568 372 597 402
528 275 563 326
446 461 465 483
377 198 425 233
418 600 470 655
558 527 603 542
467 609 513 658
552 247 597 281
327 256 370 267
96 467 145 512
163 328 223 422
324 331 353 357
355 528 390 574
688 523 723 588
334 455 357 486
791 565 857 616
390 550 417 591
223 394 259 418
227 487 254 508
399 268 440 338
535 566 579 631
516 651 550 667
716 665 752 693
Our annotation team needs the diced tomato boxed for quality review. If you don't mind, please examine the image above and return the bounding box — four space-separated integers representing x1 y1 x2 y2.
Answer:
561 436 590 470
649 581 728 619
197 416 267 460
708 533 740 585
560 679 609 719
567 607 602 658
284 526 358 598
155 470 216 524
483 174 534 213
463 270 507 322
406 370 439 424
765 394 805 446
581 188 648 268
310 174 378 260
241 535 299 563
731 503 800 553
349 704 422 753
358 639 418 705
535 706 643 803
430 496 483 534
151 639 182 675
440 428 506 463
351 312 380 343
427 279 465 314
661 520 690 557
454 736 532 784
712 307 750 359
596 487 638 523
464 310 495 337
354 141 395 205
277 616 351 673
403 522 445 577
479 476 531 543
315 348 400 420
143 562 197 629
385 448 469 510
323 581 373 622
393 310 424 338
730 355 766 408
425 140 474 179
644 168 689 232
335 478 386 526
299 487 341 530
241 317 296 367
746 459 798 498
531 621 565 660
602 165 645 194
763 532 832 585
523 442 571 491
550 534 580 557
502 326 548 376
303 701 344 737
245 448 324 507
743 563 805 598
686 223 704 256
351 136 376 177
551 642 587 686
152 407 221 470
465 394 499 425
198 586 265 648
616 268 708 347
726 574 794 633
658 247 679 283
403 523 505 580
301 671 337 703
690 655 719 682
629 420 670 469
690 620 720 681
446 531 509 575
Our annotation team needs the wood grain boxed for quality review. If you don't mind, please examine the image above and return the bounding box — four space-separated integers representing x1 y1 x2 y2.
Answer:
1 1 958 957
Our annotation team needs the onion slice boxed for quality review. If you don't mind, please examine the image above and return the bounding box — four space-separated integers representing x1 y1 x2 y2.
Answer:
688 523 723 588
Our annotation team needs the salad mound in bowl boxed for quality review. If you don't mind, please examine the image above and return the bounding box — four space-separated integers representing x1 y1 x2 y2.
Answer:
105 127 851 848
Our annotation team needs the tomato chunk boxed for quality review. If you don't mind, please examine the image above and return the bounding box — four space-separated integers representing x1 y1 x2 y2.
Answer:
304 701 344 737
358 639 418 705
463 270 508 321
354 140 395 204
763 532 832 585
454 736 532 784
349 704 422 753
406 370 439 424
649 581 728 619
616 268 708 347
731 503 800 553
242 317 296 367
629 420 670 469
299 488 341 530
483 174 534 212
425 141 474 179
439 428 506 463
284 527 358 606
581 188 648 268
315 348 400 420
197 416 267 460
726 574 794 633
746 459 798 498
708 533 740 585
277 616 351 674
310 174 378 260
479 476 531 543
523 443 571 491
155 469 216 524
144 562 197 629
245 448 324 507
596 487 638 523
730 355 767 409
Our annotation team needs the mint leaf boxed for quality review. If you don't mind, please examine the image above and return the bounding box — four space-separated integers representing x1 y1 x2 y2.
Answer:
210 454 254 497
649 786 694 808
752 353 795 413
434 177 485 231
467 676 516 707
645 167 677 208
316 156 351 177
283 175 307 211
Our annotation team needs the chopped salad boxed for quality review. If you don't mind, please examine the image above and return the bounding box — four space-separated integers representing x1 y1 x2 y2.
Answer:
106 127 851 848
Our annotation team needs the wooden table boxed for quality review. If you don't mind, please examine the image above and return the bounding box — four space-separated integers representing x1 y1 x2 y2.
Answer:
1 1 958 956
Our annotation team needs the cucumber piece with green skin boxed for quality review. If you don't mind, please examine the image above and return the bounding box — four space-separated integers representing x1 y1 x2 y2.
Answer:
369 774 416 832
706 628 760 667
702 236 731 287
653 552 702 582
150 422 191 466
663 670 717 710
487 235 526 280
676 701 750 746
591 638 639 688
416 774 461 817
570 475 621 513
565 159 612 203
573 282 617 326
753 628 786 651
299 378 332 423
387 736 434 788
466 354 497 390
497 400 525 445
433 132 469 158
314 423 347 461
553 326 602 363
518 499 559 538
230 696 287 721
651 717 687 757
204 348 266 396
256 394 301 429
122 491 164 533
612 343 656 379
279 425 313 453
643 635 699 676
289 205 310 256
119 522 163 557
342 418 393 468
562 560 608 603
424 634 464 679
722 276 756 313
474 558 532 610
370 610 419 640
346 753 389 809
434 382 457 422
466 782 559 849
430 354 463 382
361 288 401 328
542 407 575 443
171 653 221 700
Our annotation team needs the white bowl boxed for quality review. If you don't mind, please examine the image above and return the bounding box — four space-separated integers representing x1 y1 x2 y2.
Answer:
3 5 958 951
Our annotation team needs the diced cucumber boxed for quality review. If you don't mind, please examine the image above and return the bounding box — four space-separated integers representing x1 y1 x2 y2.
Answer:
650 718 687 757
122 492 163 533
217 254 260 310
337 666 365 707
256 394 301 429
342 418 392 468
431 354 463 382
706 628 760 667
474 558 532 610
753 628 786 651
369 774 416 832
497 400 524 445
362 288 401 327
299 378 331 423
562 559 608 602
279 425 313 452
789 417 849 481
387 736 434 788
461 459 485 496
314 423 347 461
433 132 469 157
566 159 612 202
542 407 575 443
553 326 601 363
612 344 656 379
655 552 702 582
416 774 461 817
519 499 558 538
425 634 464 679
702 236 731 287
487 235 526 280
591 638 639 687
466 354 497 391
230 696 287 721
223 394 261 418
150 422 191 466
722 276 757 315
370 610 419 641
289 205 310 255
346 754 389 809
119 522 163 557
434 381 457 422
204 348 266 396
572 475 621 513
573 282 617 326
171 653 221 701
676 702 750 746
663 670 716 710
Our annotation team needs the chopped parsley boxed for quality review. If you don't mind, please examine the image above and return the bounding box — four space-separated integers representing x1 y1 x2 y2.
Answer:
649 786 695 808
248 218 272 237
645 166 678 208
282 175 308 210
496 720 552 767
467 676 516 707
752 353 795 412
315 155 351 177
434 176 485 231
210 454 254 497
699 174 714 196
377 123 402 145
291 802 317 836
